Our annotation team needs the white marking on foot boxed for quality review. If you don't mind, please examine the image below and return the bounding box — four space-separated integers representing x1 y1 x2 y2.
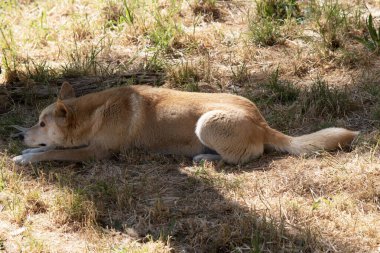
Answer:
193 154 222 163
12 153 37 165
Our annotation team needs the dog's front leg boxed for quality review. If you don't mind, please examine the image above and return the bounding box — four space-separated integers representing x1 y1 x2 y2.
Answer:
12 145 108 165
21 145 56 154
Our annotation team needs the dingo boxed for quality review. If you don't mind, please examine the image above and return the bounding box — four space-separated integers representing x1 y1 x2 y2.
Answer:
12 82 359 165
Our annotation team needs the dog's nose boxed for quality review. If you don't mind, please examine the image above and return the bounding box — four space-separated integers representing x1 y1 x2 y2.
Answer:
18 134 24 141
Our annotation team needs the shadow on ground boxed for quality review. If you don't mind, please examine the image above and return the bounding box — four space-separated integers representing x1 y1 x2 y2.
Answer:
5 149 360 253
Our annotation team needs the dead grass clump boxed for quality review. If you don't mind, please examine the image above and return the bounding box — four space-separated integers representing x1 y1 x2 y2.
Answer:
230 62 250 85
61 40 113 78
52 188 97 229
72 21 93 41
191 0 222 22
0 57 58 86
332 46 368 68
102 0 124 24
167 61 204 91
25 190 48 215
102 0 137 30
0 27 21 84
3 69 19 84
0 162 47 226
22 59 57 85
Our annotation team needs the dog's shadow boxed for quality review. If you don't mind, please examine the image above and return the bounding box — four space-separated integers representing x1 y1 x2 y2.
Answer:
18 153 346 252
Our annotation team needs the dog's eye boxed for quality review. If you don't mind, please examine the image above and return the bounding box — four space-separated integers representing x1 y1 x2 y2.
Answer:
40 122 46 127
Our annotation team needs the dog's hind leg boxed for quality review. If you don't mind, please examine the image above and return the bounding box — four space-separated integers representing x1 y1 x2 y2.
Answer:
195 110 265 164
192 146 221 163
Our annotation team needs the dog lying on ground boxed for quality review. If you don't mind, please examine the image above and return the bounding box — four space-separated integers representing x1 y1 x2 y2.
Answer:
12 82 359 165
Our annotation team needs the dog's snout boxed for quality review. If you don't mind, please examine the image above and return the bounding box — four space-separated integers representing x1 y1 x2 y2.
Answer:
18 133 24 141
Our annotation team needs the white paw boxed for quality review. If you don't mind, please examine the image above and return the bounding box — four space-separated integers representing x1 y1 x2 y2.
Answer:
12 154 36 165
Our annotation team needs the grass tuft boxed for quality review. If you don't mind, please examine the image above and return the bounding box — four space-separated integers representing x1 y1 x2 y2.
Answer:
148 5 185 53
248 0 302 46
354 14 380 54
61 38 112 78
314 0 348 51
0 27 20 84
231 62 250 85
264 68 300 104
301 78 354 118
22 59 57 85
255 0 301 22
167 61 202 91
52 188 97 229
248 17 283 46
103 0 136 27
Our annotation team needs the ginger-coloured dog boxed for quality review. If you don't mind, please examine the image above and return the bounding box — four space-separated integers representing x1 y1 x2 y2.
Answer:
12 82 359 165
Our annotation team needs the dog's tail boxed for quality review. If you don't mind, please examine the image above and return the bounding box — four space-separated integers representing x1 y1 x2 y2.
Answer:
264 127 359 155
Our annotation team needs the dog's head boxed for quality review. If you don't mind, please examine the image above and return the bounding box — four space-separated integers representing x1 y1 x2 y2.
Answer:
20 82 76 148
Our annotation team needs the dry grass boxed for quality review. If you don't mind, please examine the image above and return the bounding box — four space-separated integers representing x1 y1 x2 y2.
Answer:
1 0 380 252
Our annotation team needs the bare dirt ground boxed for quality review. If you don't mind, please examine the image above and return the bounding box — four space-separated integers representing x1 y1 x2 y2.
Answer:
0 0 379 252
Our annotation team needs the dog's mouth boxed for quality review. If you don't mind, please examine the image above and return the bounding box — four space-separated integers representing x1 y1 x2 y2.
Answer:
38 143 47 147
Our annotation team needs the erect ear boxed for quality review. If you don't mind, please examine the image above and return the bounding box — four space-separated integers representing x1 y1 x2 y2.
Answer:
55 99 71 125
59 81 75 100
